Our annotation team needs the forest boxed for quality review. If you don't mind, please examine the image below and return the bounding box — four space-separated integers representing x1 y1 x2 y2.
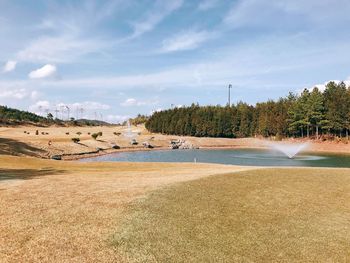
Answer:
0 106 104 126
146 81 350 139
0 105 48 124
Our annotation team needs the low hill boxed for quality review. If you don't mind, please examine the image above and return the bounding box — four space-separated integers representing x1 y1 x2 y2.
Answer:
0 105 49 125
0 105 112 126
74 119 113 126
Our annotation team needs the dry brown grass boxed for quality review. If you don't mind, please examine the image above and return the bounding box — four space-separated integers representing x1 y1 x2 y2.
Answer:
0 155 249 262
113 168 350 262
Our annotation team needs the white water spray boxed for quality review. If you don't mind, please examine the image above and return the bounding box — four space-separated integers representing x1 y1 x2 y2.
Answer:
268 142 309 159
123 120 139 139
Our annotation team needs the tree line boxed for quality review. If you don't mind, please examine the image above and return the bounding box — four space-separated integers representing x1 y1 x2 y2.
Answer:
0 106 105 126
0 105 48 124
146 81 350 139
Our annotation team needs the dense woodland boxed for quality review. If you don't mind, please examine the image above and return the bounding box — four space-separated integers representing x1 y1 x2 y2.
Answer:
0 105 48 124
129 114 149 126
0 106 109 126
146 81 350 139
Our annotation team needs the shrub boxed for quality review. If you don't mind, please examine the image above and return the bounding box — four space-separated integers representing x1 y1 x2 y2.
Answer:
113 132 121 136
91 133 99 140
35 130 39 135
71 137 80 143
97 131 103 137
66 132 70 135
87 132 91 135
76 132 82 136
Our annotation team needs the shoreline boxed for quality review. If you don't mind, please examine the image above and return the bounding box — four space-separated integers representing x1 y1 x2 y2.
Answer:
1 125 350 161
68 144 350 162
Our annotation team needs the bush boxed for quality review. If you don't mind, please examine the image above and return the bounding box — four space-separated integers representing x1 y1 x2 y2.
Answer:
91 133 99 140
71 137 80 143
113 132 121 136
76 132 82 136
35 130 39 135
66 132 70 135
97 131 103 137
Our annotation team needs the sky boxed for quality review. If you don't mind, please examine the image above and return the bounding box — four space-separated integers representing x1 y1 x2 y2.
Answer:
1 0 350 123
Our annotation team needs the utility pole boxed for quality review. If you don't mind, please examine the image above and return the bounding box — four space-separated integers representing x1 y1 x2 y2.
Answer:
228 84 232 107
54 108 59 119
65 106 70 120
80 108 84 120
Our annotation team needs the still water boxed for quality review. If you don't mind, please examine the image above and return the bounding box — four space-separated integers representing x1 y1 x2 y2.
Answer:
81 148 350 168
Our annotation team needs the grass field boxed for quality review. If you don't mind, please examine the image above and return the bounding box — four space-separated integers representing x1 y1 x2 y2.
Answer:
2 154 350 262
113 168 350 262
0 155 249 262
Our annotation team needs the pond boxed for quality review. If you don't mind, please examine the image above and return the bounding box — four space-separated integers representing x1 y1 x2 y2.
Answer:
81 148 350 168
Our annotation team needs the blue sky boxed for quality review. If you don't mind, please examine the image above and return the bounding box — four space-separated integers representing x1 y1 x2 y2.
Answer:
1 0 350 123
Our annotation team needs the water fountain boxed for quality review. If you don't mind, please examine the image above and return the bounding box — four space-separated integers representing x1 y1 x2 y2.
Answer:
123 120 140 145
123 120 136 138
268 141 309 159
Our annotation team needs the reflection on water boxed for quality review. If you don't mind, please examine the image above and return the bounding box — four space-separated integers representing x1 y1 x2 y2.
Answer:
81 148 350 168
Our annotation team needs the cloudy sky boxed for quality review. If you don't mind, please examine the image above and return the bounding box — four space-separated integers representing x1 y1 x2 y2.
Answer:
1 0 350 123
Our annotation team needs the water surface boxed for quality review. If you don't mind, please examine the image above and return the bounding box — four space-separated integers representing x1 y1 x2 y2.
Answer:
81 148 350 168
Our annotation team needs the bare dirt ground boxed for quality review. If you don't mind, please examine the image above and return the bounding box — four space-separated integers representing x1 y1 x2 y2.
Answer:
0 125 349 160
0 155 251 262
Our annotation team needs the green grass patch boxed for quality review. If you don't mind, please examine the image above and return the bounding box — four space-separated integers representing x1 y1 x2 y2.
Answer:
112 168 350 262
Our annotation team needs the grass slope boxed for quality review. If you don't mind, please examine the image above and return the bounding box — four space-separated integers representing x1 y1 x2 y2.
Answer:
0 156 246 262
113 168 350 262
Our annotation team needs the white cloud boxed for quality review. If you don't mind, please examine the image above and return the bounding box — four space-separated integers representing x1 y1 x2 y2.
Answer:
121 98 159 107
2 60 17 73
28 64 57 79
30 90 40 100
198 0 219 11
15 1 123 64
130 0 183 38
303 80 350 93
121 98 138 106
29 100 111 118
17 36 106 63
106 114 130 124
29 100 51 114
224 0 350 29
0 87 40 101
161 30 213 53
0 88 27 99
70 101 110 111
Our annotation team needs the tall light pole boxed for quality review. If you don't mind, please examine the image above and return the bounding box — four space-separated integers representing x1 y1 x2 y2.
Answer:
228 84 232 107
